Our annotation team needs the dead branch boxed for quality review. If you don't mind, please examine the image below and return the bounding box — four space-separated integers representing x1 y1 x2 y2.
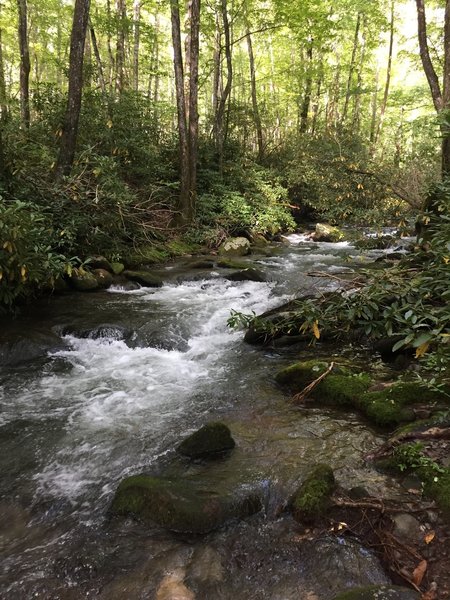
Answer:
292 362 334 404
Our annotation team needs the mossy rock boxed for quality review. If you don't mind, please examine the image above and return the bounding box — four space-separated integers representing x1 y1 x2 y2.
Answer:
69 269 99 292
315 373 372 406
126 245 169 267
218 237 251 257
122 270 163 288
314 223 345 242
109 474 262 533
111 262 125 275
291 464 335 523
225 268 268 283
275 360 330 388
216 258 252 269
425 470 450 517
92 268 113 289
190 259 215 269
333 585 420 600
166 239 201 257
358 382 444 428
88 255 113 272
177 422 236 459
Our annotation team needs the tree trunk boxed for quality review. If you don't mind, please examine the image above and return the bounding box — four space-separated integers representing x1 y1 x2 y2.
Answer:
170 0 190 224
187 0 200 218
374 1 394 144
90 20 107 96
132 0 140 91
54 0 91 179
352 15 367 132
106 0 115 89
17 0 30 128
300 45 313 134
341 12 360 126
245 25 263 160
0 7 8 184
213 0 232 171
115 0 127 93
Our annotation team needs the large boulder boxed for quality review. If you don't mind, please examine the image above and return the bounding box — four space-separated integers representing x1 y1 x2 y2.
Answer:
109 474 262 533
219 237 251 257
177 422 236 459
92 268 114 289
88 255 114 273
69 269 99 291
110 262 125 275
314 223 345 242
333 585 420 600
122 270 163 288
290 464 335 523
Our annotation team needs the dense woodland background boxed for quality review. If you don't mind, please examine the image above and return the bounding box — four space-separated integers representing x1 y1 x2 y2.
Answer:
0 0 449 312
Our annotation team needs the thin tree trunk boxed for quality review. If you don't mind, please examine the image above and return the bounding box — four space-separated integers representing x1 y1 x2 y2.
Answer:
374 1 394 144
441 0 450 175
352 16 367 132
0 19 7 120
311 76 322 135
245 24 263 159
213 0 232 171
17 0 30 128
132 0 140 91
54 0 91 179
187 0 200 218
170 0 190 223
106 0 115 89
300 45 313 134
84 22 92 88
415 0 442 111
369 68 379 143
115 0 127 93
341 12 360 125
90 20 107 96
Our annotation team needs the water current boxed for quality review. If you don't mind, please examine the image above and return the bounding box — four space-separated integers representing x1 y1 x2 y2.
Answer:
0 234 403 599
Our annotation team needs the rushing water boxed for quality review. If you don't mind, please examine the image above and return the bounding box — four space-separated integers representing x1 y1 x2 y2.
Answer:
0 235 401 599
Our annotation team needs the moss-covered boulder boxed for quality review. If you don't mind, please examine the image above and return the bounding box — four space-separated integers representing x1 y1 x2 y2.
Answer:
219 237 251 257
317 373 372 406
291 464 336 523
225 268 268 283
333 585 420 600
314 223 345 242
216 258 250 269
177 422 235 459
88 255 114 272
109 474 262 533
275 360 330 388
190 259 215 269
92 268 113 289
69 269 99 291
122 270 163 288
111 262 125 275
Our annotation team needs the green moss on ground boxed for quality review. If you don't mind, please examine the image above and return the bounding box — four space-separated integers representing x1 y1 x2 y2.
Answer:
316 373 372 406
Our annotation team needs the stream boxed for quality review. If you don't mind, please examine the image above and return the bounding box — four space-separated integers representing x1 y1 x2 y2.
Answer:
0 234 407 599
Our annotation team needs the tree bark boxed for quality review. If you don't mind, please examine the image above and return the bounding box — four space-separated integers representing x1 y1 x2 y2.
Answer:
90 20 107 96
132 0 140 91
54 0 91 179
300 45 313 134
374 1 394 144
213 0 232 171
187 0 200 215
17 0 30 128
341 12 360 126
245 25 263 160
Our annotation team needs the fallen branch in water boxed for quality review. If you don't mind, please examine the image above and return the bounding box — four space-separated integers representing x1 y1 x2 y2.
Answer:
292 362 334 404
331 495 435 514
366 426 450 461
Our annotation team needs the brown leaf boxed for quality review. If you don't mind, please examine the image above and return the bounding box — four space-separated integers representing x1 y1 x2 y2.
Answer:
421 581 438 600
412 559 427 587
424 531 435 544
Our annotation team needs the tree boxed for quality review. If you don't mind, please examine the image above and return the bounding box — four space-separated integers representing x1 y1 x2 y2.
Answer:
415 0 450 177
54 0 91 179
170 0 201 225
17 0 30 128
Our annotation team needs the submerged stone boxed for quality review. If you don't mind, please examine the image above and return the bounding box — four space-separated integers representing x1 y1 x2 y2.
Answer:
333 585 420 600
218 237 251 257
177 422 236 458
109 474 261 533
216 258 251 269
122 270 163 287
291 464 335 523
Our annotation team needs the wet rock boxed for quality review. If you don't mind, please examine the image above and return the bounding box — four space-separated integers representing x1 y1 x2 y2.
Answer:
60 324 131 342
275 360 330 388
109 475 262 534
354 236 396 250
218 237 251 257
249 232 268 247
122 270 163 288
69 269 99 291
392 513 423 543
373 336 415 363
111 275 140 290
189 259 215 269
291 464 335 523
187 546 224 584
110 262 125 275
88 255 113 272
313 223 345 242
156 568 195 600
216 258 251 269
225 268 268 283
0 332 68 366
333 585 420 600
300 537 390 595
177 422 236 459
92 268 114 289
52 276 71 294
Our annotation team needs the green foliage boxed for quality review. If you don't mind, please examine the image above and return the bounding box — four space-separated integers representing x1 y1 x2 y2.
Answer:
394 442 445 476
0 198 75 310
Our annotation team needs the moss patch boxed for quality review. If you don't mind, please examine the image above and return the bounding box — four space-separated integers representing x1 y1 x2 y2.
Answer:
333 585 420 600
315 373 372 406
275 360 330 388
291 464 336 523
